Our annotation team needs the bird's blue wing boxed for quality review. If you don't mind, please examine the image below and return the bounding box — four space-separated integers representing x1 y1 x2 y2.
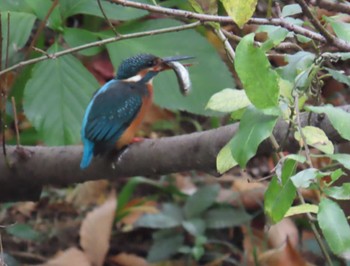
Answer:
80 80 142 168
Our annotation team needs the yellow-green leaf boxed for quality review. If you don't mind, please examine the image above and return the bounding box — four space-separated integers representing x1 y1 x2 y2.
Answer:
285 204 318 217
221 0 258 28
217 142 238 174
206 88 251 113
294 126 334 154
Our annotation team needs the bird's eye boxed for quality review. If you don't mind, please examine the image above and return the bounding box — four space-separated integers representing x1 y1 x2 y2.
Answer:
147 60 155 67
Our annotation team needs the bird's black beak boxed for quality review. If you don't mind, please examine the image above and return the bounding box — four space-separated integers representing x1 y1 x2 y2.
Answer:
162 55 195 63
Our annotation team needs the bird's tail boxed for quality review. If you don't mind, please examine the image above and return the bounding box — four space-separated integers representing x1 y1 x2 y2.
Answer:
80 140 94 169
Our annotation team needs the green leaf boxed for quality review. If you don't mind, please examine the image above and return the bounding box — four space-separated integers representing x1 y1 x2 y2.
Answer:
148 229 184 262
188 0 218 14
135 203 183 229
1 11 36 65
24 0 62 30
256 25 289 51
23 44 99 145
329 52 350 61
264 159 297 223
327 153 350 171
285 204 318 217
0 0 32 12
229 107 278 168
206 88 251 113
116 176 164 218
6 223 41 241
184 185 220 218
330 168 346 184
291 168 321 188
318 198 350 255
276 51 315 82
59 0 148 21
330 21 350 42
205 207 251 229
216 141 238 174
325 67 350 87
63 28 102 56
235 34 280 109
307 105 350 141
281 4 302 17
106 19 235 115
285 154 306 163
294 126 334 154
324 183 350 200
182 218 206 236
220 0 258 28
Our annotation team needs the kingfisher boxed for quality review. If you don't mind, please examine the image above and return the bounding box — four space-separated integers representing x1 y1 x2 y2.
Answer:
80 53 192 169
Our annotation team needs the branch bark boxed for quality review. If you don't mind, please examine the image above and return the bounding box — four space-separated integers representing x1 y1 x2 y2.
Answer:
1 105 349 202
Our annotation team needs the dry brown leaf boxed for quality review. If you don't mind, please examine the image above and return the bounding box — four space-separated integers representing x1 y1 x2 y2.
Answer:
80 192 117 266
66 180 110 207
41 247 90 266
268 218 299 249
258 237 314 266
15 202 37 217
108 253 149 266
174 174 197 195
120 200 158 227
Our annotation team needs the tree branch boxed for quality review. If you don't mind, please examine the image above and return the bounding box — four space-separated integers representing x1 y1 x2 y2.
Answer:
1 105 350 202
0 21 200 77
111 0 350 51
310 0 350 15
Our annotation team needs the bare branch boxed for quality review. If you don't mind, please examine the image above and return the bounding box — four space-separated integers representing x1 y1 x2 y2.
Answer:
310 0 350 15
1 105 350 202
97 0 119 36
112 0 324 43
0 21 200 77
112 0 350 51
295 0 349 50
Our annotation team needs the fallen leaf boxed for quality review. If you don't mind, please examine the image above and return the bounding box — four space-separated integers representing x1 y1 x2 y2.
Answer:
108 253 149 266
41 247 90 266
268 218 299 248
66 180 110 207
80 192 117 266
15 202 37 217
259 237 314 266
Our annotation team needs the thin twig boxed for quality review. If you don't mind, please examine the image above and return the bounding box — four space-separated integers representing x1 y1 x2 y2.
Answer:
25 0 59 58
11 97 20 148
295 0 345 48
0 21 201 77
214 28 235 61
0 233 4 266
294 96 313 167
97 0 119 36
269 95 332 265
222 28 303 51
5 13 9 69
112 0 338 46
310 0 350 15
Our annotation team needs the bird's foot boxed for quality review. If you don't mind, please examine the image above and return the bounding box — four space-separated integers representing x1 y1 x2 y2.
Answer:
131 137 144 143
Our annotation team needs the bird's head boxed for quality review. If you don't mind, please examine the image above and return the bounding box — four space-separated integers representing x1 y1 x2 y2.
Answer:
116 54 193 83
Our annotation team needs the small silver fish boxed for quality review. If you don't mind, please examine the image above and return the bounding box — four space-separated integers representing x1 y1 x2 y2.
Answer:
166 61 192 95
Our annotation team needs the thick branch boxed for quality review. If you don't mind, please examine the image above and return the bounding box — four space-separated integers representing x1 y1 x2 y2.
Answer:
1 105 350 202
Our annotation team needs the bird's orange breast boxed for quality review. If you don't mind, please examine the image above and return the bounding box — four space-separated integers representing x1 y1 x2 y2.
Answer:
115 83 153 149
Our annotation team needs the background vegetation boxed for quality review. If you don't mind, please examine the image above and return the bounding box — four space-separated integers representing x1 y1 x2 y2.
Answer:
1 0 350 265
